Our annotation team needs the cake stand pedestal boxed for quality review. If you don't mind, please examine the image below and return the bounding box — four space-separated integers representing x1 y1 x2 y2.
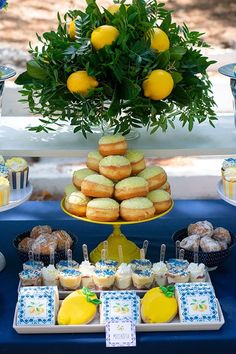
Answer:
0 183 33 271
61 199 174 263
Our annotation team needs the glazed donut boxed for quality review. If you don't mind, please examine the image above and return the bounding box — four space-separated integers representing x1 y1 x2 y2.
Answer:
200 236 221 252
30 225 52 239
213 227 231 245
64 184 78 197
120 197 155 221
86 150 103 172
99 155 131 181
159 181 171 194
81 174 114 198
32 234 58 255
65 191 91 217
147 189 172 214
51 230 73 250
138 166 167 191
18 237 34 252
72 168 98 189
86 198 119 222
114 177 149 201
188 221 213 238
126 150 146 175
98 135 128 156
180 234 200 251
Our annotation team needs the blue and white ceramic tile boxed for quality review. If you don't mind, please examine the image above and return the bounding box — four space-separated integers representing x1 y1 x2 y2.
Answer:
176 283 219 323
17 286 58 326
101 291 140 324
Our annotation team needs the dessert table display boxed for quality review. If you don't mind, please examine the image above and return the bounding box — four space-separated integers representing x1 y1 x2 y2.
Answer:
1 200 236 354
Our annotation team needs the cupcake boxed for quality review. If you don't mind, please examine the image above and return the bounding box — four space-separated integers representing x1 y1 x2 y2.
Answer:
126 150 146 175
86 150 103 172
115 263 132 290
81 174 114 198
0 164 9 179
86 198 119 222
130 259 152 271
42 264 60 286
147 189 172 214
99 155 132 181
138 166 167 191
72 168 97 189
98 135 128 156
79 261 96 288
187 263 206 283
23 260 44 271
152 261 168 286
59 268 82 290
19 269 42 286
166 259 189 271
114 176 149 201
167 268 190 284
65 191 91 217
64 183 78 196
132 269 154 290
95 259 118 271
120 197 155 221
93 268 115 290
0 177 10 207
221 158 236 199
5 157 29 190
56 259 79 271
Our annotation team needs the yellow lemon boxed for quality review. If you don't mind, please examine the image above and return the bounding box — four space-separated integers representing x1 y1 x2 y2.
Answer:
141 287 178 323
151 28 170 52
67 70 99 96
68 20 76 40
107 4 120 14
57 290 98 325
142 69 174 100
91 25 120 50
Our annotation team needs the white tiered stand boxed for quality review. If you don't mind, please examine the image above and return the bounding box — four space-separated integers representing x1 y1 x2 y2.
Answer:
0 183 33 271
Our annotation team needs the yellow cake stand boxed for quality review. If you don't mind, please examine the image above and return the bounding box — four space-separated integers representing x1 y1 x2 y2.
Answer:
61 199 174 264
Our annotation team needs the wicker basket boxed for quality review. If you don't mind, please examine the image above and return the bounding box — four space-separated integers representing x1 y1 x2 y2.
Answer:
172 228 235 269
13 230 78 266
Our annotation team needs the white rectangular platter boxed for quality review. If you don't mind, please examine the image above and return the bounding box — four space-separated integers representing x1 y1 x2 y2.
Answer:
13 299 224 334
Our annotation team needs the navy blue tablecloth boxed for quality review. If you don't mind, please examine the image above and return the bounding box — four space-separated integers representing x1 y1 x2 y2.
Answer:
0 200 236 354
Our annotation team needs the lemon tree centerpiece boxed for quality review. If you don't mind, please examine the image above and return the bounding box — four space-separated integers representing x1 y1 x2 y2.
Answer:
16 0 216 137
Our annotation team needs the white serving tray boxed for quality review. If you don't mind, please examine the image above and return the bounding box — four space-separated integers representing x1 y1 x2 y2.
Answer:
13 299 224 334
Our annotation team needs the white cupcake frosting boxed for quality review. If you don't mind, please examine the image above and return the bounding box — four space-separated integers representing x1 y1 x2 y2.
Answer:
79 261 95 276
116 263 132 276
41 265 59 281
188 263 206 277
152 261 168 275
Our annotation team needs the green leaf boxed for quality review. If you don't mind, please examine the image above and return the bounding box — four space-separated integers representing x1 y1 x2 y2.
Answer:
170 46 187 61
121 80 141 100
15 72 34 85
171 72 183 84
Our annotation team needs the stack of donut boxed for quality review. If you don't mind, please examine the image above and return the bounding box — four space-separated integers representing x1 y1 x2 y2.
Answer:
65 135 172 222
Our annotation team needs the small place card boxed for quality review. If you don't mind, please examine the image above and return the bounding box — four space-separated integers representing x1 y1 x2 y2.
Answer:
106 320 136 347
